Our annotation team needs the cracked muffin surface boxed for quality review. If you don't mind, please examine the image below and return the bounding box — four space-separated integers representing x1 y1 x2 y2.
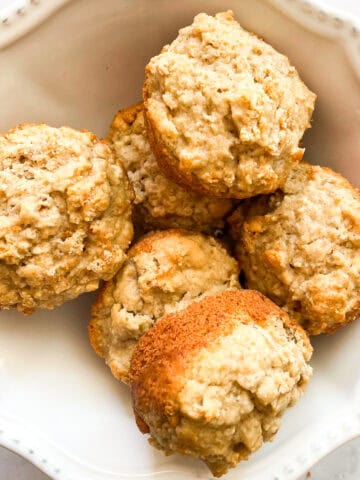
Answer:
89 229 240 382
144 11 315 199
130 289 312 477
0 123 133 313
229 162 360 335
109 103 233 234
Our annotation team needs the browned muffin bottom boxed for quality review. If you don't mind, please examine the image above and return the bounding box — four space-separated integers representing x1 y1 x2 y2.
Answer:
130 289 312 477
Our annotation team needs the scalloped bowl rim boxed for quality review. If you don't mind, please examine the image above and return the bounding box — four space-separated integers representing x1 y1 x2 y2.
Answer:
0 1 359 479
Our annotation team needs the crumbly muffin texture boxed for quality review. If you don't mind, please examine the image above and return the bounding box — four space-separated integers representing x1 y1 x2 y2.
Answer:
144 11 315 198
229 163 360 335
109 103 234 234
130 290 312 477
0 123 133 313
89 229 240 383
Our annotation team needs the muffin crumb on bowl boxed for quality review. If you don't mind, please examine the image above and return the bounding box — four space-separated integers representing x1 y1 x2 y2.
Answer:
130 289 312 477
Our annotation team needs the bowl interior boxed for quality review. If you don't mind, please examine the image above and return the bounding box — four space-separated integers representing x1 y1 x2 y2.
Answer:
0 0 359 479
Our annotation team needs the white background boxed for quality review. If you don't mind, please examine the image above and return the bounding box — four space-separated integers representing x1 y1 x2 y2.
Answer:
0 0 359 479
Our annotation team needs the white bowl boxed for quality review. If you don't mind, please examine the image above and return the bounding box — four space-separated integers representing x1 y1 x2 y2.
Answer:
0 1 359 479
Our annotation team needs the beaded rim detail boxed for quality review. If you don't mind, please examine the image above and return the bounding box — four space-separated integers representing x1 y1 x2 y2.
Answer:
0 0 359 479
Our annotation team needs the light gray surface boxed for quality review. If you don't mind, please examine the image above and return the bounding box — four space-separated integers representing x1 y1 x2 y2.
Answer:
0 448 49 479
1 437 360 479
0 0 359 479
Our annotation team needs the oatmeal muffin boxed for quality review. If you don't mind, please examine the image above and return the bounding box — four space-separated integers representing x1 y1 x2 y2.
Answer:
89 229 240 382
144 11 315 199
109 103 233 234
0 123 133 313
229 162 360 335
130 289 312 477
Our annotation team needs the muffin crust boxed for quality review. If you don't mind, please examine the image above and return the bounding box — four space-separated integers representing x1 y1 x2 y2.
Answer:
229 162 360 334
130 290 312 476
110 103 233 234
144 11 315 198
0 123 133 313
89 229 240 382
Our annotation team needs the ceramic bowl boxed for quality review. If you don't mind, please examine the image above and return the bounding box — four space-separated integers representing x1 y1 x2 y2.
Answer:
0 1 359 479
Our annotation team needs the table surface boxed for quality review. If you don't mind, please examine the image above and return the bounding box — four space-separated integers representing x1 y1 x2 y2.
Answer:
0 0 359 478
1 436 360 480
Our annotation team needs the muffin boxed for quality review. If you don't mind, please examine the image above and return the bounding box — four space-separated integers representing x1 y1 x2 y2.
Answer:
144 11 315 199
109 103 234 234
130 289 312 477
229 162 360 335
0 123 133 313
89 229 240 382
